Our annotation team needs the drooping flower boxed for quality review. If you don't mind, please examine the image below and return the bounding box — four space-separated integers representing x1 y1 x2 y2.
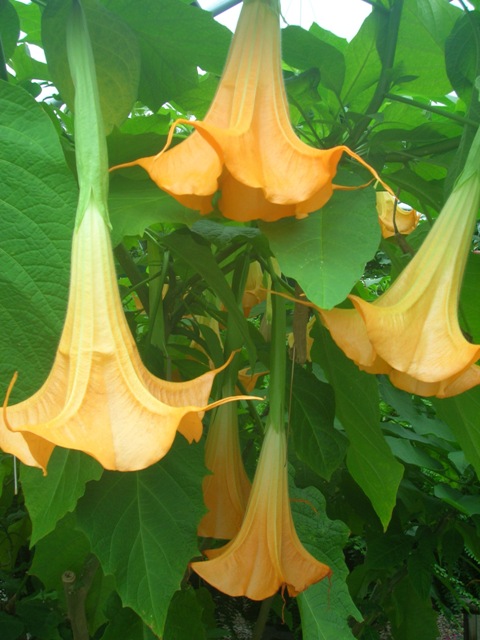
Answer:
284 164 480 397
192 423 331 599
2 1 251 472
4 199 244 472
242 261 267 317
113 0 388 222
197 399 251 539
376 192 420 238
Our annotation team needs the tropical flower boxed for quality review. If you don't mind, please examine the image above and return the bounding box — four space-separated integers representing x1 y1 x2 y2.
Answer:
242 261 267 317
3 199 243 472
376 192 420 238
2 2 251 473
113 0 387 222
286 167 480 397
191 423 331 599
197 399 251 539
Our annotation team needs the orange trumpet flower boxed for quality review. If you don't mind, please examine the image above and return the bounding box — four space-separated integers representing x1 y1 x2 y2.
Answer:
1 4 252 472
3 199 244 472
192 423 331 600
113 0 387 222
287 167 480 398
376 192 420 238
197 400 251 539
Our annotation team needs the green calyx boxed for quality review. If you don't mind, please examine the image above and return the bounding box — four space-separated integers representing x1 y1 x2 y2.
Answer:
66 0 110 228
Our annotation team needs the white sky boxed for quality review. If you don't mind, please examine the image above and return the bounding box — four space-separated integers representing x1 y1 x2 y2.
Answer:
209 0 372 40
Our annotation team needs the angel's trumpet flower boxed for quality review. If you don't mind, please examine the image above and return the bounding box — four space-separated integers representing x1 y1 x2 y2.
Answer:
4 199 244 471
376 192 420 238
192 291 330 599
113 0 388 222
2 2 251 472
283 160 480 397
197 399 251 539
192 424 331 599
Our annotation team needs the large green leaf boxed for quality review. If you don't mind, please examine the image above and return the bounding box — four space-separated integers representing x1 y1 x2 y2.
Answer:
289 365 347 481
109 176 199 245
312 324 404 529
103 0 231 110
163 589 207 640
0 0 19 59
293 483 361 640
387 575 438 640
42 0 140 134
282 25 345 94
461 252 480 343
396 0 459 96
342 12 381 111
0 81 76 401
434 388 480 480
260 183 379 310
21 448 103 545
445 11 480 102
76 438 207 637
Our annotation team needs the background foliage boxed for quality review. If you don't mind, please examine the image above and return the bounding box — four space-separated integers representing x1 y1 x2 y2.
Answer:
0 0 479 638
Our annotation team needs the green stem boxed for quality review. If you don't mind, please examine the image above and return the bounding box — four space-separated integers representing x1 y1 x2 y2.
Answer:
67 0 109 225
113 244 150 313
268 281 286 430
252 595 275 640
385 92 480 128
350 0 403 147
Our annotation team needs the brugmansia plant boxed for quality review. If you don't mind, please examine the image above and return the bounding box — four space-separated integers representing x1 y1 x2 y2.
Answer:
0 0 480 638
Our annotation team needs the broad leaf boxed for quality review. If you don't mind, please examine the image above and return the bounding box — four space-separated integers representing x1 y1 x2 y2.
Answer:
21 448 103 545
260 184 379 310
289 365 347 481
282 25 345 94
103 0 231 110
293 483 361 640
0 81 76 401
76 438 207 636
109 176 199 246
163 589 207 640
388 575 438 640
0 0 19 59
312 324 404 529
42 0 140 133
434 388 480 480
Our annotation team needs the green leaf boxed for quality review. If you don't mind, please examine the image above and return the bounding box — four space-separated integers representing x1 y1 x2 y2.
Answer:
0 81 76 401
433 484 480 517
30 513 91 592
342 13 381 110
396 0 460 96
290 365 347 481
384 437 443 470
388 575 438 640
445 11 480 102
260 184 379 309
21 448 103 546
103 0 231 110
434 388 480 480
0 0 20 59
312 324 404 529
461 252 480 343
76 438 207 637
13 0 42 46
108 176 199 246
0 613 25 640
102 605 159 640
293 483 361 640
282 25 345 94
42 0 140 134
161 229 256 363
163 589 207 640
